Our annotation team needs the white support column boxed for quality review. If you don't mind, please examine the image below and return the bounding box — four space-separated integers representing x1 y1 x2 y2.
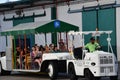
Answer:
116 7 120 61
116 0 120 4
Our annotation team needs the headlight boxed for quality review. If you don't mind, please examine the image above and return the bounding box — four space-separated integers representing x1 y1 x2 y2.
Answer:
91 62 96 66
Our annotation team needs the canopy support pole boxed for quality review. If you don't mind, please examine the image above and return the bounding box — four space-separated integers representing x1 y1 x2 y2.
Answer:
66 32 68 50
5 36 8 46
24 34 27 69
13 36 16 69
60 32 61 40
45 33 47 45
57 33 59 46
18 35 21 48
24 34 27 53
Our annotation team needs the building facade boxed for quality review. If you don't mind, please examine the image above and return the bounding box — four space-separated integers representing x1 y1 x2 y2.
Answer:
0 0 120 61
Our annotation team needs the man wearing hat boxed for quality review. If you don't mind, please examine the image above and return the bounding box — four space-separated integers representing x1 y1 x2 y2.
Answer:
85 37 100 52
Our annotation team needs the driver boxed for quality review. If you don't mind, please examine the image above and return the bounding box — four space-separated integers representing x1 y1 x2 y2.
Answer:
85 37 100 52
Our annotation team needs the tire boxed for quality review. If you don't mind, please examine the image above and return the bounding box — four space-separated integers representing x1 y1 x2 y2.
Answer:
84 69 99 80
94 77 101 80
110 76 118 80
0 63 3 75
0 62 11 75
48 62 58 80
68 64 78 80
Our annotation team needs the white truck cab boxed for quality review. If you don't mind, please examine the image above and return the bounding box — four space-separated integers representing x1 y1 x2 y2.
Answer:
67 31 118 80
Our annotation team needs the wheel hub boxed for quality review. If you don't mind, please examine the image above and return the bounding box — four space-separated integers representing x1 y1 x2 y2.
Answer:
48 64 53 77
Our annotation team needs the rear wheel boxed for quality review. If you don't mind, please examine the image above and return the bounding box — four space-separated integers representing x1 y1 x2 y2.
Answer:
48 62 58 80
68 64 78 80
0 63 2 75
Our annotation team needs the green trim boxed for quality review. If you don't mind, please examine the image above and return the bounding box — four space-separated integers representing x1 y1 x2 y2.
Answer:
4 12 46 21
51 7 57 20
2 20 79 36
5 36 8 46
35 20 79 33
12 17 34 69
13 17 35 49
13 17 34 26
13 38 16 68
51 7 57 45
98 8 116 55
52 32 57 46
82 10 97 43
82 8 116 55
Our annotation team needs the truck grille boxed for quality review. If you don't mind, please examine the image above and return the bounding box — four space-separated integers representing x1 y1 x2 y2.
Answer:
100 56 113 64
100 66 113 73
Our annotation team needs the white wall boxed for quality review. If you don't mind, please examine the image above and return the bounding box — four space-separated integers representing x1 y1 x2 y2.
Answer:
34 4 83 47
34 8 52 46
0 0 117 52
117 0 120 4
57 4 83 48
0 15 13 52
34 8 51 22
116 7 120 61
0 7 52 51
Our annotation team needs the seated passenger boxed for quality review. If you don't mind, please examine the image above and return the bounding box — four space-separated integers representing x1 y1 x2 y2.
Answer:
59 39 67 52
34 46 42 66
16 47 21 68
53 46 60 53
24 47 30 54
20 49 25 69
39 45 45 53
16 47 25 69
45 45 50 53
49 44 54 52
31 46 41 68
16 47 21 57
85 37 100 52
31 46 36 57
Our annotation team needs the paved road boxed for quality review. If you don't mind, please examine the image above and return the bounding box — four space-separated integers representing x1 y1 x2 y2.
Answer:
0 72 119 80
0 72 69 80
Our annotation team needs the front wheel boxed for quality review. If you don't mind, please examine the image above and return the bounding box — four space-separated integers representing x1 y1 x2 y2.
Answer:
84 69 100 80
84 69 93 80
110 76 118 80
68 64 78 80
48 62 58 80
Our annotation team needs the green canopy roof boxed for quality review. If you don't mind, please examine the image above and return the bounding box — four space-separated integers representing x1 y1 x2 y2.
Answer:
1 20 79 36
